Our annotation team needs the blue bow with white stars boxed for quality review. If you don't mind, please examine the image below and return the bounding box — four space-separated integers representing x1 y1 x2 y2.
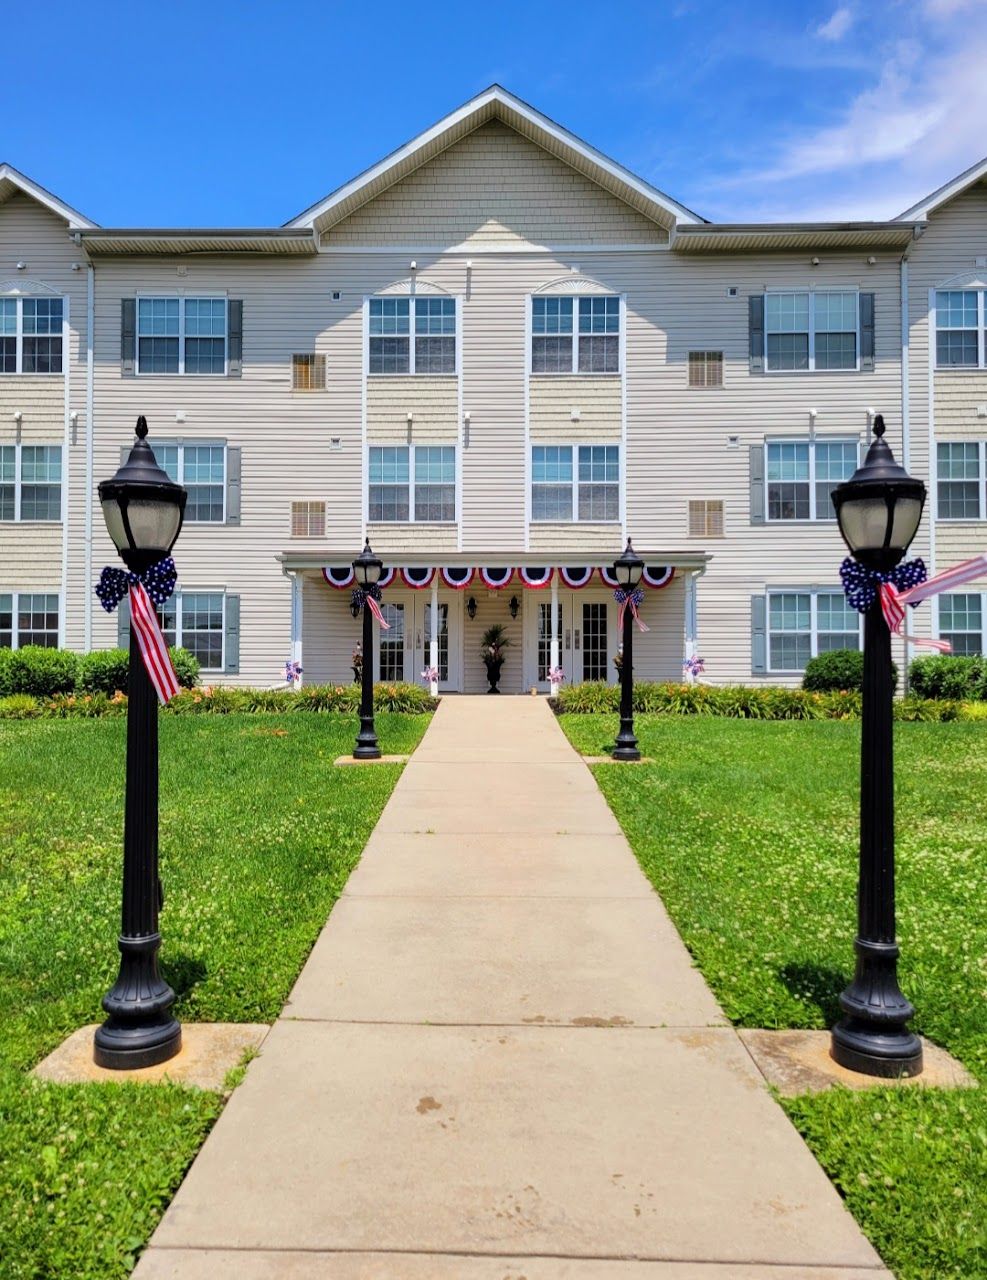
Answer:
95 557 177 614
839 556 927 614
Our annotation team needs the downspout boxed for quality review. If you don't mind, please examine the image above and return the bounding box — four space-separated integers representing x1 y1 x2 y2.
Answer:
83 261 95 651
900 243 912 692
60 294 71 648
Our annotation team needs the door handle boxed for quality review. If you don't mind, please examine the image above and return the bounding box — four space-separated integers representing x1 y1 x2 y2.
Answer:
574 629 581 650
564 629 571 651
416 631 422 648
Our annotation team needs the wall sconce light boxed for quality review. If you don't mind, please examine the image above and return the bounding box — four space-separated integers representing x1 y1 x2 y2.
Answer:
466 596 477 620
350 599 361 619
509 595 520 619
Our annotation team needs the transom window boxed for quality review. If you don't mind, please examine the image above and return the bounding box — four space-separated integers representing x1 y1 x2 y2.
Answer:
935 290 985 367
368 297 456 374
368 445 456 522
158 592 225 671
154 442 226 522
937 442 985 520
768 590 860 672
767 439 857 521
939 592 984 656
137 297 227 374
0 592 59 648
0 296 63 374
765 291 858 371
0 444 62 522
531 295 620 374
531 444 619 522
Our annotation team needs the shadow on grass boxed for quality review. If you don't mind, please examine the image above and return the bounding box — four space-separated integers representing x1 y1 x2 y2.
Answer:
161 953 207 1001
777 961 846 1025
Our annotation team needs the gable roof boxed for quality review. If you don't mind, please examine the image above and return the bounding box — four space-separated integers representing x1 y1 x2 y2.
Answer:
896 154 987 222
0 163 97 229
286 85 705 235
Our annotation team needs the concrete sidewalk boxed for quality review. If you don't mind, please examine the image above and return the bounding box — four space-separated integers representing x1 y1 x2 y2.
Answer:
135 697 890 1280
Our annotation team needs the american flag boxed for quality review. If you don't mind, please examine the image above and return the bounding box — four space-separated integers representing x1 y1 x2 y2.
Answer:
129 582 181 704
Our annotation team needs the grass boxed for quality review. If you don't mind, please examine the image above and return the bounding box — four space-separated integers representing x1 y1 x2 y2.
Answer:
0 712 428 1280
559 715 987 1280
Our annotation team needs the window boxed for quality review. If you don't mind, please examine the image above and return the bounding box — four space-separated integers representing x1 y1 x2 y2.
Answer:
939 593 984 656
0 296 63 374
137 297 227 374
292 353 326 390
368 297 456 374
764 291 858 371
155 442 226 522
368 445 456 522
768 590 860 672
531 295 620 374
937 442 984 519
688 499 724 537
935 291 983 367
766 439 857 521
0 444 62 522
531 444 619 522
689 351 723 387
158 592 225 671
291 501 326 537
0 592 59 648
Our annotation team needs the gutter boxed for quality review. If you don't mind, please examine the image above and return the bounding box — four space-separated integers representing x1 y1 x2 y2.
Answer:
84 261 94 651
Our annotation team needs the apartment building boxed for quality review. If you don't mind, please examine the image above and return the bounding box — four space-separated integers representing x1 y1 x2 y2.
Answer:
1 86 984 691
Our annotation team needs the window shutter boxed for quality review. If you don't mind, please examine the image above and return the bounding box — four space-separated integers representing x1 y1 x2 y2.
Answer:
749 444 766 524
117 596 131 649
751 595 767 674
224 595 240 673
226 446 241 526
859 293 875 372
748 296 764 373
228 300 243 377
121 299 136 376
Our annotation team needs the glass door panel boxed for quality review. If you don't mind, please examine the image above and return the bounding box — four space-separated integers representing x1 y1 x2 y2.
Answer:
378 603 405 681
582 602 609 682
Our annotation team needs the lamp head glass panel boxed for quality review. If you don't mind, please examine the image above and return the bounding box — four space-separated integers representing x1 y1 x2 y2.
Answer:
352 540 384 588
831 416 925 572
613 539 645 590
97 417 186 571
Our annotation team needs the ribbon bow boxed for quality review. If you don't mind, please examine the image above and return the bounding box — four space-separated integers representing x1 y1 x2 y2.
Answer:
350 583 391 630
613 586 649 633
839 556 927 614
93 557 181 703
840 552 987 653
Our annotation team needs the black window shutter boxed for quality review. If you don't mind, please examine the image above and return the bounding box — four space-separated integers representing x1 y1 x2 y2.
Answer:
749 444 766 524
116 596 131 649
751 595 767 674
749 296 764 373
228 300 243 377
121 299 136 376
224 595 240 673
226 447 241 525
859 293 875 371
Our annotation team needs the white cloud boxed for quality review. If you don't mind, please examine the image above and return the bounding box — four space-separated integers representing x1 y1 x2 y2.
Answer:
816 6 855 40
923 0 982 15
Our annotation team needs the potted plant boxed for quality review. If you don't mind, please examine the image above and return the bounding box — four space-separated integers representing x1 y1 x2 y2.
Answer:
480 623 512 694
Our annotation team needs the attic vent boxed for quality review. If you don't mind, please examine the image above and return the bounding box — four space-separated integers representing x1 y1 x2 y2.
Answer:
292 353 326 391
688 499 724 538
291 501 326 538
688 351 723 387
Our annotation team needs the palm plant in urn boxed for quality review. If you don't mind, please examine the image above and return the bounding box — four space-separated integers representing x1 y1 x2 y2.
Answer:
480 623 512 694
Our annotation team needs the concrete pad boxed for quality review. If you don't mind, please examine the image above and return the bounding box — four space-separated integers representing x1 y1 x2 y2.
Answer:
345 832 655 899
148 1021 883 1269
374 789 619 835
740 1029 978 1096
584 755 656 764
284 896 723 1027
32 1023 269 1091
334 754 410 766
393 760 603 796
135 1250 890 1279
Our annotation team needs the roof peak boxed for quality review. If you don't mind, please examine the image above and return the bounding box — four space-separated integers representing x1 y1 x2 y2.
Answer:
0 163 96 229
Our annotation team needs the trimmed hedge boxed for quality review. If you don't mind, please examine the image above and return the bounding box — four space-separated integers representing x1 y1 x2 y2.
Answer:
803 647 898 694
909 654 986 701
0 645 199 698
75 646 199 695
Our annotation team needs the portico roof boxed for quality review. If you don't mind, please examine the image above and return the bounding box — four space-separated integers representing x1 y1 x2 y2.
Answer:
277 551 713 572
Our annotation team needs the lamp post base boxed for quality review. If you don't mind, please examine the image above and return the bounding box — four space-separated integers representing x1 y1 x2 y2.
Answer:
831 1021 923 1078
353 743 382 760
94 1019 182 1070
94 933 182 1070
611 743 641 761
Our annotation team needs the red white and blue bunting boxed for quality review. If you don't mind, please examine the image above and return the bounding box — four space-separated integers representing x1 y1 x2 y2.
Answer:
377 567 396 589
322 564 683 592
322 565 355 589
642 565 674 589
440 565 475 589
598 566 620 588
479 566 513 589
519 566 553 589
559 566 593 589
400 566 436 589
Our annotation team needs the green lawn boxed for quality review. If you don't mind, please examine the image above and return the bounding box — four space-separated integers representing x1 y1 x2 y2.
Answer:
559 715 987 1280
0 713 428 1280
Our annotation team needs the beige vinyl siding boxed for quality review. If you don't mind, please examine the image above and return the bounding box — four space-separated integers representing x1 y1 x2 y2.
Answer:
365 523 459 555
326 121 669 248
529 374 620 441
934 371 987 435
632 575 686 682
528 523 621 553
1 526 63 589
367 375 458 443
463 589 523 693
300 571 363 686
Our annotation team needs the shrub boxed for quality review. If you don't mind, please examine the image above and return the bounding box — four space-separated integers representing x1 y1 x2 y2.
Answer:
75 646 199 695
0 693 42 719
169 647 200 690
909 654 985 701
0 646 79 697
803 648 898 694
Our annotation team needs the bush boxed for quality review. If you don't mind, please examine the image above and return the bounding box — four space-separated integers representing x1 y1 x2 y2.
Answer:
0 694 43 719
909 654 985 701
803 648 898 694
74 647 199 695
0 646 79 697
169 647 200 690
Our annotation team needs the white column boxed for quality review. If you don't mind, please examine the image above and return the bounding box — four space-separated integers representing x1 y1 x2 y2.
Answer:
429 577 439 696
291 571 304 688
684 571 698 683
549 574 561 695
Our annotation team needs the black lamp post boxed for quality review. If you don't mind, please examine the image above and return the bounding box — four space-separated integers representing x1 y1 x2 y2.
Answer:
612 538 644 762
353 540 384 760
830 414 926 1077
94 417 186 1069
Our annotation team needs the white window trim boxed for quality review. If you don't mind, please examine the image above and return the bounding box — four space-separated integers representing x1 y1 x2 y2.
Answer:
766 588 863 674
367 442 458 524
154 439 227 523
0 589 62 649
937 590 987 655
936 439 986 521
135 294 229 377
0 295 65 376
165 590 226 672
529 294 622 375
366 296 459 376
0 442 63 523
763 288 861 374
765 436 860 523
529 441 622 524
934 288 986 370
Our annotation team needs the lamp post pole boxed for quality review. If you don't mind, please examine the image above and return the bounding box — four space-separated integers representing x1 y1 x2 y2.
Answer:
612 538 643 762
354 587 380 759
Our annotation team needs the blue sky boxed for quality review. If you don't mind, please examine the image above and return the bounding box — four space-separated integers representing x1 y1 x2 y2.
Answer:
3 0 986 227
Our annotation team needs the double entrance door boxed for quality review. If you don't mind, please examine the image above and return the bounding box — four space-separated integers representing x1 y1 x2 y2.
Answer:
525 593 618 690
376 594 461 690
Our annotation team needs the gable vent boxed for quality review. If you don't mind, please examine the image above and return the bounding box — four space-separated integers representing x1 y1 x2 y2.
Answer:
292 353 327 391
688 351 723 387
688 499 724 538
291 501 326 538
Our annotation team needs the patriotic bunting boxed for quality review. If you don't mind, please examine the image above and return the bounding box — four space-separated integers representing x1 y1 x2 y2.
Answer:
440 566 475 589
322 566 355 589
377 567 396 589
642 565 674 589
519 566 553 589
559 566 593 589
598 566 620 588
400 566 435 589
479 566 513 589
